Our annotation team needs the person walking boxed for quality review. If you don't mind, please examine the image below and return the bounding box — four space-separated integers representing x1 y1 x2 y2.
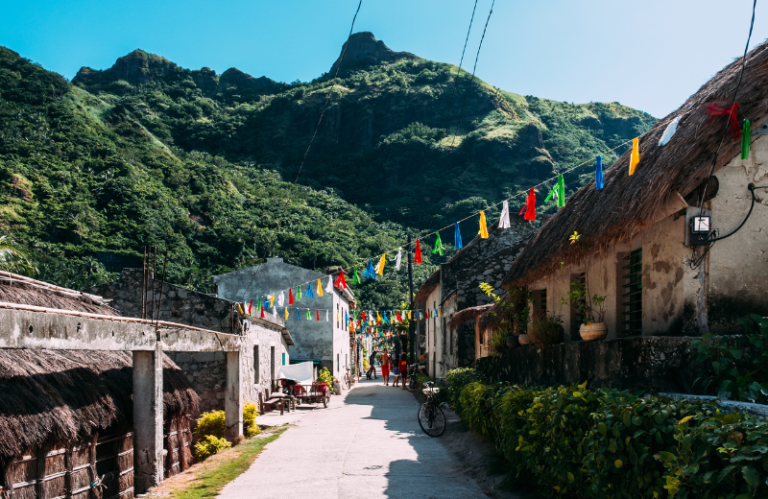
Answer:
367 349 378 379
380 348 392 386
398 352 409 390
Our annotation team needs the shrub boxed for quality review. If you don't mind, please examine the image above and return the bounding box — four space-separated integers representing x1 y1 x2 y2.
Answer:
194 410 226 440
316 367 334 387
529 314 564 348
194 435 232 459
443 368 768 498
243 402 260 438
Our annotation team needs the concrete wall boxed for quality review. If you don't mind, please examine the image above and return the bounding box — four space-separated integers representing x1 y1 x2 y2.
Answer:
88 270 290 415
707 135 768 333
425 285 441 378
213 258 352 379
475 336 704 394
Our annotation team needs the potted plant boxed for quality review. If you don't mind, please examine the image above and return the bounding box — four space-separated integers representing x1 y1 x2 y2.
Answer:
561 279 607 341
479 284 532 349
529 313 564 348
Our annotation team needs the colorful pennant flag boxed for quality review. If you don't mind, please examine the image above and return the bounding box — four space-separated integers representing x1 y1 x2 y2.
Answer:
269 295 275 308
454 222 463 249
288 288 294 305
478 211 489 239
352 266 360 285
278 291 285 307
325 276 333 293
296 308 300 320
317 279 323 297
520 188 536 221
263 298 270 311
285 307 288 320
414 240 423 263
498 200 511 229
375 254 386 276
362 259 375 280
296 285 302 302
629 137 640 176
545 174 565 208
326 309 329 322
742 120 751 159
395 248 402 271
305 283 314 299
658 116 680 146
595 156 604 190
260 305 265 319
247 300 253 315
433 232 443 256
334 270 347 289
306 309 311 321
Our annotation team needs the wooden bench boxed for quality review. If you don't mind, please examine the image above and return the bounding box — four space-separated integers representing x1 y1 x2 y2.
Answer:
258 389 291 415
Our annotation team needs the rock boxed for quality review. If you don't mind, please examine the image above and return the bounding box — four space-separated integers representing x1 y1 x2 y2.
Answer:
193 352 215 362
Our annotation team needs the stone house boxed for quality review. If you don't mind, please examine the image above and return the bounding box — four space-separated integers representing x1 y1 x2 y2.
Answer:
87 269 293 415
213 258 355 381
414 220 533 377
499 40 768 340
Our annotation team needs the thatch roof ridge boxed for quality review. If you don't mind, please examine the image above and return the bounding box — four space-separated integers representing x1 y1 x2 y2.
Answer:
0 272 118 315
447 304 494 330
0 349 197 460
414 268 441 304
503 39 768 287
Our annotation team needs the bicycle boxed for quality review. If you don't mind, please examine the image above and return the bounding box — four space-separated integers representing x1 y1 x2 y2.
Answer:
343 369 353 390
404 364 418 392
417 381 446 437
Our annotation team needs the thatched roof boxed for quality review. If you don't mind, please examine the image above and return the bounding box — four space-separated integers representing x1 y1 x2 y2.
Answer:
447 304 494 330
504 39 768 287
0 349 198 460
0 272 117 315
414 269 440 304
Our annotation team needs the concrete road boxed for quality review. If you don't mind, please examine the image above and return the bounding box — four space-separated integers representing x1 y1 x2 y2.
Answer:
218 376 487 499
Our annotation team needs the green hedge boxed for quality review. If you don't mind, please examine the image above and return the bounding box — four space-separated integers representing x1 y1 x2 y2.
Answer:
444 368 768 498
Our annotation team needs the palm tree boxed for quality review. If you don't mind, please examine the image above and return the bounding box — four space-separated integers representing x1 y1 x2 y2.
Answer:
0 236 37 276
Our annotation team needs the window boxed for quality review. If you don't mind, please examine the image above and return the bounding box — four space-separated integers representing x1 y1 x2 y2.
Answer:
337 353 339 372
337 303 340 328
622 249 643 335
532 289 547 318
345 353 348 368
254 346 260 384
282 352 286 366
270 346 276 382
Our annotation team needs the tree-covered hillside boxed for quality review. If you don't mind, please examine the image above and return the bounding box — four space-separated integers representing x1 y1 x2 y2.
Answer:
73 32 656 233
0 32 655 309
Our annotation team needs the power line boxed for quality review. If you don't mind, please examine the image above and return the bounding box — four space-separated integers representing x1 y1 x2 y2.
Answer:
450 0 496 148
294 0 363 184
445 0 479 116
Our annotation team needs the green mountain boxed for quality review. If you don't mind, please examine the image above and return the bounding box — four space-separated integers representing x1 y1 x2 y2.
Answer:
0 33 655 309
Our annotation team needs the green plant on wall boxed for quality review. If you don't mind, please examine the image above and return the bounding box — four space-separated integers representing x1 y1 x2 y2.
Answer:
692 314 768 403
560 278 606 325
479 283 532 337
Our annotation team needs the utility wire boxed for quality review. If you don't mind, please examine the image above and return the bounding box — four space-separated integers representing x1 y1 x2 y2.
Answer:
697 0 757 213
445 0 479 116
294 0 362 183
450 0 496 147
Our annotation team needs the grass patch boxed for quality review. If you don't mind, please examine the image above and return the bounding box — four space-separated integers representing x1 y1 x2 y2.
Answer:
151 427 287 499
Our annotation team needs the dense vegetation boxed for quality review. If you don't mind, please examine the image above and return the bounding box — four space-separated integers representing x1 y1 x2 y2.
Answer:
0 33 654 308
443 368 768 498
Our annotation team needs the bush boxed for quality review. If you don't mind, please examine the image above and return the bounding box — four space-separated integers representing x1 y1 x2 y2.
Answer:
194 435 232 459
316 367 334 387
194 410 226 440
243 402 260 438
529 314 564 348
443 368 768 498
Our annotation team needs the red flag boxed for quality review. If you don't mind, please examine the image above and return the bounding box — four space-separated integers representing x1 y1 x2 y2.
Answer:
706 103 741 141
414 240 422 263
260 306 265 319
396 311 402 322
334 270 347 289
362 311 366 323
248 299 253 314
288 288 294 305
316 309 320 321
520 188 536 221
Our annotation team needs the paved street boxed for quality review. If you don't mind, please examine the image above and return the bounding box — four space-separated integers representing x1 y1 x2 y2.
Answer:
219 375 487 499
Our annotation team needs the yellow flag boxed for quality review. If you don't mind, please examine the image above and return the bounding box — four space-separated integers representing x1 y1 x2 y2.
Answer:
438 308 442 317
376 253 386 275
284 307 288 320
269 295 274 307
479 211 489 239
317 278 323 297
629 137 640 176
377 312 382 323
237 303 245 315
408 311 412 320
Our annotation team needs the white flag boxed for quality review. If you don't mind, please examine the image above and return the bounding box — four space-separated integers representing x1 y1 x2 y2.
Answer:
395 247 402 271
325 276 333 293
326 309 329 322
499 200 511 229
278 291 285 307
272 305 277 317
658 116 681 146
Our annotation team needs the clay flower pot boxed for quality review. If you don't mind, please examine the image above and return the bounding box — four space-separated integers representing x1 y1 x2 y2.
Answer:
518 334 531 346
580 323 608 341
506 335 519 349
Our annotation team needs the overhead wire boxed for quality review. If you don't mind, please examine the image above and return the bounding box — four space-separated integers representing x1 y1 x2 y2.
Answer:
294 0 363 183
445 0 479 116
450 0 496 147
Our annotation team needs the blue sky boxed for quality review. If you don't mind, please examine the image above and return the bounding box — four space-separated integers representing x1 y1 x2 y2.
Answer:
2 0 765 117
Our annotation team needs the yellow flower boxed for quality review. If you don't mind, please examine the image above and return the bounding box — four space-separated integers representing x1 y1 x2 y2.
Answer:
569 231 581 244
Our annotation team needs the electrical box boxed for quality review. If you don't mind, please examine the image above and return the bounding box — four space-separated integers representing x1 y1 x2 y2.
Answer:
688 215 713 246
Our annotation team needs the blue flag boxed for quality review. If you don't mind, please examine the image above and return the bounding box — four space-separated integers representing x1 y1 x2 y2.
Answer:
454 222 463 249
595 155 604 190
362 259 376 280
305 283 314 299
